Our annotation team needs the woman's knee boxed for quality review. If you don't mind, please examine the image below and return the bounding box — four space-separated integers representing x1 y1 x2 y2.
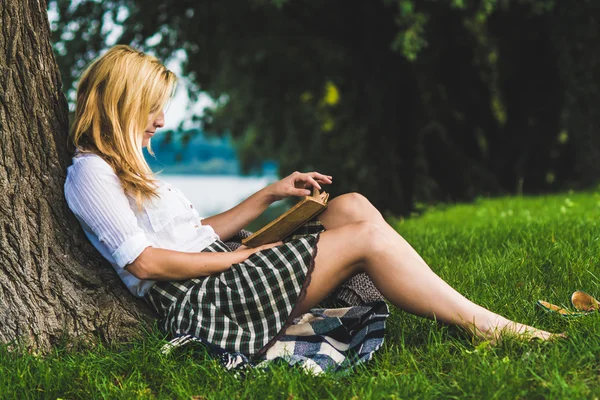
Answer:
330 192 382 222
352 220 390 255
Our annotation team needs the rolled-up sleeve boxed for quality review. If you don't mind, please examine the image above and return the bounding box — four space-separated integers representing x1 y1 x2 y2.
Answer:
64 157 152 269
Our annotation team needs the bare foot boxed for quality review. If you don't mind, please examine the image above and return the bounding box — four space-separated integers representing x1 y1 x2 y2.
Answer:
472 316 566 344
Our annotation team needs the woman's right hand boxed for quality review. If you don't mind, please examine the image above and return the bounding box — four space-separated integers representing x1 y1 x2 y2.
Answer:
234 241 283 260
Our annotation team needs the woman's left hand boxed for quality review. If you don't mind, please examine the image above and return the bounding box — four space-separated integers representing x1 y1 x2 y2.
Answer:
265 171 332 202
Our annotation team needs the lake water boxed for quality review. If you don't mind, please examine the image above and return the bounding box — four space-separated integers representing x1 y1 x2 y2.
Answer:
160 174 278 217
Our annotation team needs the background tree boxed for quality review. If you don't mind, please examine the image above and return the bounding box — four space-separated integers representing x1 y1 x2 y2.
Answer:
49 0 600 215
0 0 154 350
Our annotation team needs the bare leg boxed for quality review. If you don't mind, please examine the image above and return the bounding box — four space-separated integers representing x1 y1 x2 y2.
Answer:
292 195 560 342
319 193 431 266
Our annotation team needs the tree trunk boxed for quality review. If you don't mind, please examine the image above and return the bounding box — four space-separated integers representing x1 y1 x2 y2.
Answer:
0 0 154 351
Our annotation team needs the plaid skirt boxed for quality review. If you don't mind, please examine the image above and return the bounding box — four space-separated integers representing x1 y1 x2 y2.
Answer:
146 222 388 371
146 222 323 356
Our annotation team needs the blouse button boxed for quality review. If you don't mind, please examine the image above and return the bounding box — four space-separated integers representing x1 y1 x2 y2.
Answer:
194 225 199 228
190 204 193 209
167 188 171 191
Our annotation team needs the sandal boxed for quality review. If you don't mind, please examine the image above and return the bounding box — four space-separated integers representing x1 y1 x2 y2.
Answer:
537 300 588 317
571 291 600 312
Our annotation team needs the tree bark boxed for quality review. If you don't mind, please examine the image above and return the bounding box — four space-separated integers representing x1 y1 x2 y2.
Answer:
0 0 154 351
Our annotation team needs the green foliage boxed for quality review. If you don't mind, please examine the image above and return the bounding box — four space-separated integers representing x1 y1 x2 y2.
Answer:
5 190 600 397
386 0 429 61
49 0 121 108
49 0 600 215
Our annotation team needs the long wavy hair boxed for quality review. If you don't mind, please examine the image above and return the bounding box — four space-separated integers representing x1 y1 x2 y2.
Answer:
69 45 177 208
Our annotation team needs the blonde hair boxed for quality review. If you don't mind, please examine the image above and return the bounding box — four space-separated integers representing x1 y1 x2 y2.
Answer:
69 45 177 208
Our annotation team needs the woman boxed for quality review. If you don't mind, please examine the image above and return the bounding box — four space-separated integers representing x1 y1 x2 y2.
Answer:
64 45 559 369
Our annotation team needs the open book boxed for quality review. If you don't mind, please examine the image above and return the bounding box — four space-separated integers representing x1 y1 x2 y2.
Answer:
242 187 329 247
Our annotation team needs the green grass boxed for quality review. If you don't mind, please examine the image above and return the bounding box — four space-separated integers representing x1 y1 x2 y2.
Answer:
5 190 600 399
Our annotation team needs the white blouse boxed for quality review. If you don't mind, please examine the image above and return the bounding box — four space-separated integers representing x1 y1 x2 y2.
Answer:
64 152 220 297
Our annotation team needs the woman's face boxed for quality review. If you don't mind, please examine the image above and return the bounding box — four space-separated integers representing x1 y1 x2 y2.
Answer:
142 110 165 148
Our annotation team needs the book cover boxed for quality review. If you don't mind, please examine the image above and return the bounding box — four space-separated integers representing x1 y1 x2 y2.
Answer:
242 188 329 247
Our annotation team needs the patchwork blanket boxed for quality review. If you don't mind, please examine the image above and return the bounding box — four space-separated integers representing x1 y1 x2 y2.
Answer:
161 301 389 375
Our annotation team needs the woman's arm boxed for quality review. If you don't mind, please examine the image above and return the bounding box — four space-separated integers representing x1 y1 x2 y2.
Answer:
125 241 281 280
202 171 332 240
200 186 275 241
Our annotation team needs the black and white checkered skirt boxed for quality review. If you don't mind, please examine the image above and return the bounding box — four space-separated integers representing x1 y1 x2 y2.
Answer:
145 222 323 356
